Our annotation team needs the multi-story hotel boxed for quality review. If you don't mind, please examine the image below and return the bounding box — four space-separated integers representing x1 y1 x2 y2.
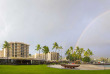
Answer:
34 52 59 61
0 42 29 58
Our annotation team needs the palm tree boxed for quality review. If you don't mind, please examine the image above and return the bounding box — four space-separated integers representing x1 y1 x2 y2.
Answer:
35 44 41 57
52 42 59 60
52 42 59 52
42 46 49 60
70 46 73 54
84 48 93 57
84 51 89 57
58 46 63 60
87 48 93 56
72 51 77 61
65 49 70 56
3 41 10 64
76 46 80 51
76 47 84 60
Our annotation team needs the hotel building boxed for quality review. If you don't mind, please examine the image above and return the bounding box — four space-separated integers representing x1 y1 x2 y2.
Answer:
34 52 59 61
0 42 29 58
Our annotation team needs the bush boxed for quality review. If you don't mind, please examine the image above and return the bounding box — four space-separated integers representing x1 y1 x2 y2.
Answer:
66 54 77 61
82 56 90 63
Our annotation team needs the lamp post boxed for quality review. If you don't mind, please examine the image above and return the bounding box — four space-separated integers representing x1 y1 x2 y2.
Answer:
107 58 108 64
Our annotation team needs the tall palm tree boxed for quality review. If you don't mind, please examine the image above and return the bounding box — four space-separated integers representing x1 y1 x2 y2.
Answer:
72 51 77 61
35 44 41 57
3 41 10 64
70 46 73 54
76 46 79 52
65 49 71 62
79 48 85 60
84 48 93 57
65 49 70 56
76 47 84 60
52 42 59 60
84 51 89 57
87 48 93 56
42 46 49 60
58 46 63 60
52 42 59 52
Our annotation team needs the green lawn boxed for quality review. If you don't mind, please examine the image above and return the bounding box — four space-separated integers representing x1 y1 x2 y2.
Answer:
0 65 110 74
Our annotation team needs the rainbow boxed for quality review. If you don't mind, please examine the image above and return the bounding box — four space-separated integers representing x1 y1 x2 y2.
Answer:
75 10 110 49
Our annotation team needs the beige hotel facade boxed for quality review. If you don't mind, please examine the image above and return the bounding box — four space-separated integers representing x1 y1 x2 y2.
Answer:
0 42 29 58
34 52 59 61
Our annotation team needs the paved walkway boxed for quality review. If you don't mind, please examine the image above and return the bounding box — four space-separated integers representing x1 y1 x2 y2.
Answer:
48 64 110 70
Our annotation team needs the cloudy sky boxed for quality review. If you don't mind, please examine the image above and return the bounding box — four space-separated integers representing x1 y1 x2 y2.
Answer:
0 0 110 58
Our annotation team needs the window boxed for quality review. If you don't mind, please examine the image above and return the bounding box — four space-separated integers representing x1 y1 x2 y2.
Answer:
15 55 17 57
12 44 14 57
21 44 24 57
26 45 28 57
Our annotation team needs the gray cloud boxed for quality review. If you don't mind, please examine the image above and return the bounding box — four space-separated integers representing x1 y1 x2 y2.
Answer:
77 12 110 58
0 0 110 57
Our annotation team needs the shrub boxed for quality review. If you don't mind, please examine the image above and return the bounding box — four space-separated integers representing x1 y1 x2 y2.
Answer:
82 56 90 63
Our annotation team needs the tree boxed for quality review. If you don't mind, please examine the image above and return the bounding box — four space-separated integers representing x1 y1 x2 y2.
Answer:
35 44 41 57
52 42 59 60
42 46 49 60
70 46 73 54
84 48 93 57
65 49 70 56
66 54 74 61
76 46 80 51
65 49 71 61
52 42 59 52
82 56 91 63
58 46 63 60
3 41 10 64
76 47 85 60
72 51 77 61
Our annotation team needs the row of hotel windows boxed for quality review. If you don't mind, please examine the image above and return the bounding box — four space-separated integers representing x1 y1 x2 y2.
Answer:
11 43 28 57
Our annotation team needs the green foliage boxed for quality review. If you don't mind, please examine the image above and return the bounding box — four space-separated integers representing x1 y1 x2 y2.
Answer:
42 46 49 54
66 54 77 61
42 46 49 60
76 47 85 60
70 46 73 54
35 44 42 57
3 41 10 49
65 46 73 56
35 44 41 51
82 56 91 62
65 49 70 55
66 46 93 61
52 42 59 50
59 46 63 49
84 49 93 57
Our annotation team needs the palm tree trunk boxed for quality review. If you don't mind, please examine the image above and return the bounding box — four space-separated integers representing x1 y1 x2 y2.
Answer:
58 50 60 58
39 50 40 64
69 53 70 63
45 53 47 64
55 50 56 60
7 48 8 64
61 49 62 61
45 53 46 60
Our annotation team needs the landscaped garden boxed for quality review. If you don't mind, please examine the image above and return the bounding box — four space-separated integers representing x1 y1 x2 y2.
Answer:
0 65 110 74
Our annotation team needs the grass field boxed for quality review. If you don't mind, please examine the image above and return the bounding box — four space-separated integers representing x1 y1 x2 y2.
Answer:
0 65 110 74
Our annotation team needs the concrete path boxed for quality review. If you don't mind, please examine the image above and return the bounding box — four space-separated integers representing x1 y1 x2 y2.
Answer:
48 64 110 70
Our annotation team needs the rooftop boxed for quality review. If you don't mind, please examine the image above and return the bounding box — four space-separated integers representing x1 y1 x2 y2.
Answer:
9 42 29 46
